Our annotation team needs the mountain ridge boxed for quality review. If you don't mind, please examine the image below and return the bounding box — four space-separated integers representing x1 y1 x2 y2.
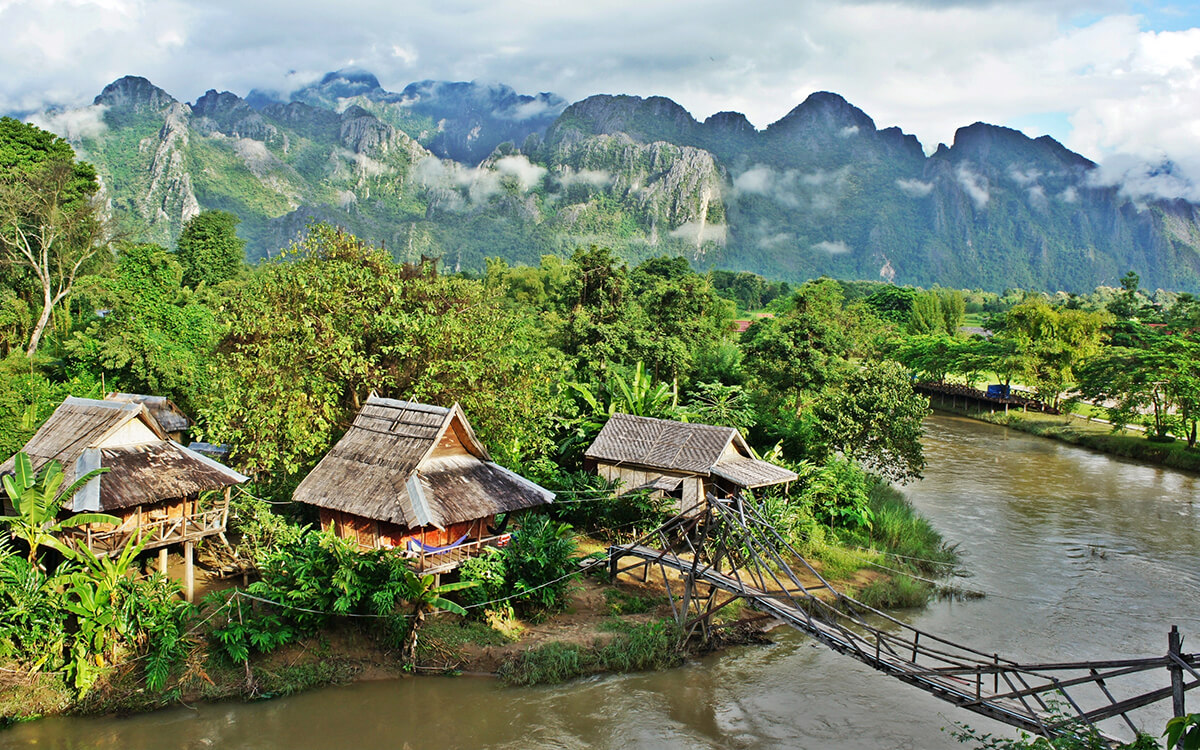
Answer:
22 72 1200 293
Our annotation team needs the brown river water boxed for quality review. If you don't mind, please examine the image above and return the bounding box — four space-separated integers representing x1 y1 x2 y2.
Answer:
6 414 1200 750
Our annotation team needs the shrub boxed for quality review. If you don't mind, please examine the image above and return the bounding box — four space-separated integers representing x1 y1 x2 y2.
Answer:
502 515 577 613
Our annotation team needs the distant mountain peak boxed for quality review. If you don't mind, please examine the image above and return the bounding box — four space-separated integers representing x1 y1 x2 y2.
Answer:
319 69 382 90
946 122 1095 170
703 111 756 136
290 68 385 108
769 91 876 134
93 76 176 112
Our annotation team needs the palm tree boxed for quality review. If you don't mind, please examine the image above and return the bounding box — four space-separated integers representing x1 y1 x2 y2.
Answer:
1 452 116 565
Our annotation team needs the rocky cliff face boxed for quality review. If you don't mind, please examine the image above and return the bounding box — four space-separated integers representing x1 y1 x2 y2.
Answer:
32 73 1200 292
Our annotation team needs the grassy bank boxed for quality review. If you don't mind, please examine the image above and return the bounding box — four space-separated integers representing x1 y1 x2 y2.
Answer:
968 410 1200 474
795 481 960 609
497 619 684 687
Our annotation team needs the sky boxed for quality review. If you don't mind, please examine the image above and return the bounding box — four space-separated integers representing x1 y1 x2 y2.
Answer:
3 0 1200 198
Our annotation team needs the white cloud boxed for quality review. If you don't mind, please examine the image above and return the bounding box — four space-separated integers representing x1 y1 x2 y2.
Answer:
956 163 989 208
27 104 108 140
838 125 859 138
556 167 612 189
733 165 775 194
670 220 727 245
1088 153 1200 203
492 154 546 191
1060 185 1079 203
896 177 933 197
1027 184 1047 208
1008 166 1042 186
757 231 792 249
3 0 1200 204
413 153 546 208
812 239 851 254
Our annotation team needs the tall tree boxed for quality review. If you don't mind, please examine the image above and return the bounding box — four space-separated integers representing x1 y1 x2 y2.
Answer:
998 300 1110 409
202 224 563 475
742 279 853 409
0 118 107 356
175 210 246 287
809 360 930 482
66 242 219 406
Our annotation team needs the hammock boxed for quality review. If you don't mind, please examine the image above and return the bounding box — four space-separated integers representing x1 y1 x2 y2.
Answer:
407 533 469 555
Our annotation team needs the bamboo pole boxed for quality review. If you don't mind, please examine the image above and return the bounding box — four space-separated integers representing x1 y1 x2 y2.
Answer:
184 541 194 603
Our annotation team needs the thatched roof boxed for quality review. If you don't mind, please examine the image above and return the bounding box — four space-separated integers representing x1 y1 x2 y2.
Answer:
0 397 246 512
105 393 192 434
585 413 798 489
293 396 553 529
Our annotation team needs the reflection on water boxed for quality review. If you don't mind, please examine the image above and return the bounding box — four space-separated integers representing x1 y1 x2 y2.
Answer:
6 414 1200 749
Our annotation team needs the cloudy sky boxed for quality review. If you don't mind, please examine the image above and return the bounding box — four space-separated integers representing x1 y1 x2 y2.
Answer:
3 0 1200 191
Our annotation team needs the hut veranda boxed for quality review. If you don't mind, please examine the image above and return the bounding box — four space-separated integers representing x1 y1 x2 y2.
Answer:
293 396 554 575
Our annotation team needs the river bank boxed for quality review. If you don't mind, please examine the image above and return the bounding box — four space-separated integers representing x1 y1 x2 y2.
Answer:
930 404 1200 474
7 414 1196 749
0 481 947 726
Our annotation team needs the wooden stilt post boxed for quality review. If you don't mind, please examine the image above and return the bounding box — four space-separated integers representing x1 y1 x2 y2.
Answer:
159 547 168 575
1170 626 1186 723
184 541 194 603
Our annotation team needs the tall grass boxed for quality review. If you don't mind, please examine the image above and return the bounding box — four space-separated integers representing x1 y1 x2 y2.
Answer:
858 481 958 574
498 619 683 686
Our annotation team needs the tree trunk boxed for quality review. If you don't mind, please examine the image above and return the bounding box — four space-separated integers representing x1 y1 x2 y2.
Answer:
25 288 53 357
403 608 426 664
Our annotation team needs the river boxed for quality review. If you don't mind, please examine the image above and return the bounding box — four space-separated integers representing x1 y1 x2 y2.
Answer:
6 414 1200 749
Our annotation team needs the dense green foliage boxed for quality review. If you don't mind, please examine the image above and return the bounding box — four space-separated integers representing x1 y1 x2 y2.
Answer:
0 118 107 357
459 514 578 616
175 210 246 287
0 458 190 696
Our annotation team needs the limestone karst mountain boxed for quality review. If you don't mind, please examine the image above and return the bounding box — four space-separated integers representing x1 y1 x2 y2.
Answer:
30 73 1200 292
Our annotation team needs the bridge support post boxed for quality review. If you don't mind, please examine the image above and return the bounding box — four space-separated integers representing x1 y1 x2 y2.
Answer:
1170 626 1186 722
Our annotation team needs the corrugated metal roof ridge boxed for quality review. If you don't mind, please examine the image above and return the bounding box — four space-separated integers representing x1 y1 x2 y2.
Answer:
364 395 450 415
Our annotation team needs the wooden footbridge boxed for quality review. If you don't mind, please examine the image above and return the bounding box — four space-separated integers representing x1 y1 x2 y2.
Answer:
606 494 1198 744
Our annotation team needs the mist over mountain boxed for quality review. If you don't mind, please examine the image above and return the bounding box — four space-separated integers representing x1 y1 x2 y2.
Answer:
24 72 1200 293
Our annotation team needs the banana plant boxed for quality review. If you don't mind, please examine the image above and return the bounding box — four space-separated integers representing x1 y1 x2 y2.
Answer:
1 452 116 565
399 568 474 664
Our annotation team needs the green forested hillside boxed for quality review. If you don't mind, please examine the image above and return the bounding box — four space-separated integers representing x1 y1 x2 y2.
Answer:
40 73 1200 293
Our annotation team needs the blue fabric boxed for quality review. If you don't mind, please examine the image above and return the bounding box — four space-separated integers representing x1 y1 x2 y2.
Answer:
407 533 470 554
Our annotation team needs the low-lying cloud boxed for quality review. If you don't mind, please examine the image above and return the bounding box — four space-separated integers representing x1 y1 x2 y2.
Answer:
670 220 727 245
1088 154 1200 204
414 153 549 209
27 104 108 141
956 163 989 208
733 164 850 211
555 166 613 189
895 177 934 197
812 239 851 254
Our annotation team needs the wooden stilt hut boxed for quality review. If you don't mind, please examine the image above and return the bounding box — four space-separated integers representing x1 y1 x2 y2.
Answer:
584 413 798 513
293 396 554 574
0 397 247 600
